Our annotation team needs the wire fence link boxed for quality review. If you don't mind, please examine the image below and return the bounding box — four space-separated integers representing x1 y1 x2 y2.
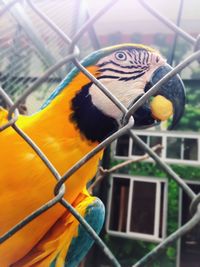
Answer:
0 0 200 266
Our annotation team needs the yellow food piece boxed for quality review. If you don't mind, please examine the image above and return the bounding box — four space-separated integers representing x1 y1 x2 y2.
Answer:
150 95 173 121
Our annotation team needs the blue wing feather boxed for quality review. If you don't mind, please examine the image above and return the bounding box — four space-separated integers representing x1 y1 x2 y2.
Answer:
65 197 105 267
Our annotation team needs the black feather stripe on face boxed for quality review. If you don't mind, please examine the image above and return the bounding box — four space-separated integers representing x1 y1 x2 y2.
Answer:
96 49 150 83
118 72 146 81
97 60 149 70
97 75 120 80
99 67 146 75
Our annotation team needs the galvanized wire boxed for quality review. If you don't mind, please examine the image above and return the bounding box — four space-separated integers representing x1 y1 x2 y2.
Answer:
0 0 200 267
0 0 21 17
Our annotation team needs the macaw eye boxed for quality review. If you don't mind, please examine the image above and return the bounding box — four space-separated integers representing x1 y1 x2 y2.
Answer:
115 51 127 61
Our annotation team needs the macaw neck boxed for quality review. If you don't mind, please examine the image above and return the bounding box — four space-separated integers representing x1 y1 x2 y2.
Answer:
33 67 119 143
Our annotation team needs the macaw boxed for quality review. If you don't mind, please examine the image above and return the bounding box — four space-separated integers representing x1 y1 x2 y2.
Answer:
0 43 185 267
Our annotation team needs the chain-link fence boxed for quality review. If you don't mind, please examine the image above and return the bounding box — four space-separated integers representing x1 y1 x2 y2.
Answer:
0 0 200 266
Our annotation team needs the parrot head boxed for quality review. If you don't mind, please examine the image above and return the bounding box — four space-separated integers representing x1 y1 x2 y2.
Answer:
44 43 185 143
86 44 185 129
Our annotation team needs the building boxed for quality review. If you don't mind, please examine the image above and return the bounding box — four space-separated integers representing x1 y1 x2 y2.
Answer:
103 129 200 266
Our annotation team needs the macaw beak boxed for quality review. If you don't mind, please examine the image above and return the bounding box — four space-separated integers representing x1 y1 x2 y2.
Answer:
132 63 185 129
150 64 186 129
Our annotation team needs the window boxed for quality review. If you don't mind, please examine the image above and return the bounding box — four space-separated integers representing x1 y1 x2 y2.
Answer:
107 175 167 242
132 135 162 157
166 137 198 161
115 134 130 157
166 137 182 159
184 138 198 160
132 135 147 156
130 181 156 235
114 130 200 165
109 177 130 232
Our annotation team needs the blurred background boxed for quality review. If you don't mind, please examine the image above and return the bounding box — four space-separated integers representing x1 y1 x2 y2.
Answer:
0 0 199 266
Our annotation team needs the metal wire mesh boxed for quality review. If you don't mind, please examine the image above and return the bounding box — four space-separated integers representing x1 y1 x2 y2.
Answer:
0 0 200 266
0 0 97 107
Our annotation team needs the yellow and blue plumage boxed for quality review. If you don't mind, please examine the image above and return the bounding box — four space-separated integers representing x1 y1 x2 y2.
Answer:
0 44 185 266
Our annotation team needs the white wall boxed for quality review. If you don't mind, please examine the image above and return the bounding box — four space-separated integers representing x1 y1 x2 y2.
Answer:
85 0 200 34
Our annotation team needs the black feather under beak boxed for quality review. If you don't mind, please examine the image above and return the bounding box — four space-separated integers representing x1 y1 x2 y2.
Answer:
149 63 186 129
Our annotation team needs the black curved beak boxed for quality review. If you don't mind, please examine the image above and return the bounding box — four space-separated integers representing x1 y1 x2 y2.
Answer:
150 64 186 129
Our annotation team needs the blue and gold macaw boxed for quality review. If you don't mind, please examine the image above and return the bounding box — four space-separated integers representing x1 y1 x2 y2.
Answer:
0 44 185 266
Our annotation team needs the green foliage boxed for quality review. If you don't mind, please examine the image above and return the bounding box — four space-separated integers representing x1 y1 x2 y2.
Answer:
168 179 178 234
190 67 200 79
102 234 161 267
173 38 191 65
171 164 200 181
177 105 200 131
166 246 176 260
153 33 169 57
186 83 200 106
128 162 166 177
176 81 200 131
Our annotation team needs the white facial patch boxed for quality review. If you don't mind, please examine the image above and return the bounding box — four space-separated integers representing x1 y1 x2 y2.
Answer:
89 78 145 121
89 48 167 121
